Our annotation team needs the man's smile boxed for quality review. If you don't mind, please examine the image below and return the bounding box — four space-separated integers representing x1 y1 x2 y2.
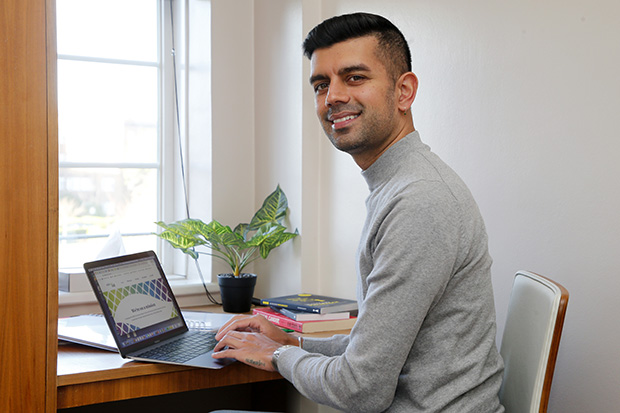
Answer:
328 112 360 130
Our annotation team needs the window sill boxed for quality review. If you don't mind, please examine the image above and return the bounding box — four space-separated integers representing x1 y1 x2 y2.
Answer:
58 277 220 315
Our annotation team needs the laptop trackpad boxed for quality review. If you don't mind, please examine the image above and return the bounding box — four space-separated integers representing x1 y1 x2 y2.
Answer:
187 352 235 369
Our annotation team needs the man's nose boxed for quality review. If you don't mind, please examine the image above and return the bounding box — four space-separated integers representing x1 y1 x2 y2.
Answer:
325 81 349 107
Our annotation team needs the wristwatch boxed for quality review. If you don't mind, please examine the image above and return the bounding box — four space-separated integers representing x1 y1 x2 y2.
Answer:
272 345 296 372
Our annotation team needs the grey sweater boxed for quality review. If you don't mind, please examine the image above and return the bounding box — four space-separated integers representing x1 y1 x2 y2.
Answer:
277 132 504 412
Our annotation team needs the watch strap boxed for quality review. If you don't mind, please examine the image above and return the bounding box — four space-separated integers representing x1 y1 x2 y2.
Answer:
271 344 296 372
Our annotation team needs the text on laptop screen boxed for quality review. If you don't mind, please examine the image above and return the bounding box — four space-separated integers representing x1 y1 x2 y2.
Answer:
90 256 184 348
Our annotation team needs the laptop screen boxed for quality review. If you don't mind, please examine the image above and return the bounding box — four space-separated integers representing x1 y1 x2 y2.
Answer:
85 251 187 351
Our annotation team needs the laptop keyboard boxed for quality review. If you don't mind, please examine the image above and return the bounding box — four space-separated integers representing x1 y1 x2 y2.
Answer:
136 330 218 364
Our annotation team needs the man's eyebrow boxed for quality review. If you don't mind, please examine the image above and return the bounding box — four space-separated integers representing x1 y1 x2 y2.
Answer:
309 73 328 85
309 64 372 85
338 64 371 76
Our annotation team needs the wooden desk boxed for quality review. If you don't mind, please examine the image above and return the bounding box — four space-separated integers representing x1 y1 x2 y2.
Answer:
57 308 350 409
57 343 282 409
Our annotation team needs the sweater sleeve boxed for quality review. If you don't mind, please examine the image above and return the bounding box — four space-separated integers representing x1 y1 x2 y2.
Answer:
301 334 350 357
276 183 463 412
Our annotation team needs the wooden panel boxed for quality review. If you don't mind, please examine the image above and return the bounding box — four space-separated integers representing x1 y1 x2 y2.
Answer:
58 367 282 409
0 0 56 411
57 344 282 409
46 0 60 411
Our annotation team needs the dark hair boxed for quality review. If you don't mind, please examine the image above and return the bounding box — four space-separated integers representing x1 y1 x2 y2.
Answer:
303 12 412 81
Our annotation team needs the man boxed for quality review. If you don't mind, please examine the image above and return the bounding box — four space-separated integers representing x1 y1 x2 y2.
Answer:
213 13 504 412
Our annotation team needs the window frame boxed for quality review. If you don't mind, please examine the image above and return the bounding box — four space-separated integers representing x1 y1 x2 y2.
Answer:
56 0 205 283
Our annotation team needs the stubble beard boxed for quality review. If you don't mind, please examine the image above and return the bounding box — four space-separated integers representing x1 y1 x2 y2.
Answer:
322 100 397 156
324 124 366 154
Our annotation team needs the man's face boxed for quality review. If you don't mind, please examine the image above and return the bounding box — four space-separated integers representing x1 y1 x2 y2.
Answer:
309 36 401 159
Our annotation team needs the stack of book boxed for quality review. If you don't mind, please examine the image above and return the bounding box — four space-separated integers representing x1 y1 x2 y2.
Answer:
253 293 358 333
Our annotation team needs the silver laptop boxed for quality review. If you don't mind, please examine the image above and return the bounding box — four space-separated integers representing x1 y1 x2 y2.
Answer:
83 250 233 369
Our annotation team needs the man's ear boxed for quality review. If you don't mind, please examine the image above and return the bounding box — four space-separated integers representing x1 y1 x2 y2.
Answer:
397 72 418 112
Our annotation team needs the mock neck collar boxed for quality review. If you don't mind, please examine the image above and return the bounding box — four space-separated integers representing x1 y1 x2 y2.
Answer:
361 131 422 192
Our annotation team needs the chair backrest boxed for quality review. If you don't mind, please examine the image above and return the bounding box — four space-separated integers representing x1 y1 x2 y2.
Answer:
499 271 569 413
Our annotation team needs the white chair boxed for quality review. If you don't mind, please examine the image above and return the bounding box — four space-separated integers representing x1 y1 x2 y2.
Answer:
499 270 569 413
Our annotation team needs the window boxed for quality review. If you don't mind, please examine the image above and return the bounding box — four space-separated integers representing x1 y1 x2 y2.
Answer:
57 0 192 275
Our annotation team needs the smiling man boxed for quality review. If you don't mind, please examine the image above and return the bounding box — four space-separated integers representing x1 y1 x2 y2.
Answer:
212 13 504 413
309 34 415 169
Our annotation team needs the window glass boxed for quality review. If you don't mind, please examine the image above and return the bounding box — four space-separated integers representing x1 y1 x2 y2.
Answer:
58 60 158 164
57 0 159 269
56 0 157 62
58 167 158 266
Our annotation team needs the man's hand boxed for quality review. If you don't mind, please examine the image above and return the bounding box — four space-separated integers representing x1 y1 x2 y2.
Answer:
212 330 282 371
212 314 299 371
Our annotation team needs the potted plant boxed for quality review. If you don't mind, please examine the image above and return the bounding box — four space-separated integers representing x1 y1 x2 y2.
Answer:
155 185 298 312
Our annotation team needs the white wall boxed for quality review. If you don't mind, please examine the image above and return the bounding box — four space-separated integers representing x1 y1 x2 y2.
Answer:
213 0 620 411
209 0 256 277
252 0 304 297
315 1 620 411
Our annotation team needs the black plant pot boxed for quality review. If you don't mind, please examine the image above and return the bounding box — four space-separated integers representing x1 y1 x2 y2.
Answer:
217 273 257 313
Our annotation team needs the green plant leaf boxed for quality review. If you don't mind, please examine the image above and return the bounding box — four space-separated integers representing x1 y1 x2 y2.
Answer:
155 221 202 259
244 224 277 247
248 185 288 230
233 223 247 234
155 185 299 277
233 223 250 240
259 228 299 259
